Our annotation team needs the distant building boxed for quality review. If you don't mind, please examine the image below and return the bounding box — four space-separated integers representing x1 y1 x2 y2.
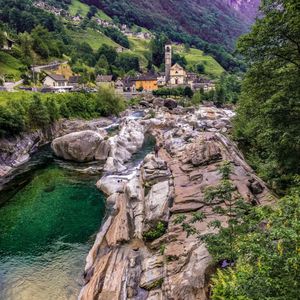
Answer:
96 75 113 88
43 74 73 91
170 63 187 85
191 78 216 92
157 72 166 87
135 74 158 91
1 33 14 51
68 75 82 88
116 46 126 53
115 79 124 93
165 44 172 84
123 76 136 92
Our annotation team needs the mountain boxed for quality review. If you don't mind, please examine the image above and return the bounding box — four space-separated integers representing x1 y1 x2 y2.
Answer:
94 0 260 50
226 0 260 23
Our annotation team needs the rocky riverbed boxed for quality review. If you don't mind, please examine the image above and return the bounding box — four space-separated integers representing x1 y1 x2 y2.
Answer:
68 101 273 300
0 99 275 300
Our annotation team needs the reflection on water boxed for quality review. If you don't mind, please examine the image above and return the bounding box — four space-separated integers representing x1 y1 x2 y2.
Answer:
0 156 105 300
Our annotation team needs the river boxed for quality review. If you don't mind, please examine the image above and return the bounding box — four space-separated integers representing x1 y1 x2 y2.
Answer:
0 146 106 300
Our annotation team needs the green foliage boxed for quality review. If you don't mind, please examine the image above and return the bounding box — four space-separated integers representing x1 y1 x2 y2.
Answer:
173 214 187 225
150 34 168 67
0 90 125 136
153 86 193 99
0 31 5 48
200 74 241 105
143 221 167 242
234 0 300 192
210 190 300 300
191 91 202 105
196 63 205 74
204 180 235 204
45 98 60 122
172 53 187 68
96 0 247 70
116 53 140 73
144 278 164 291
94 87 125 116
0 105 25 137
183 86 194 98
218 161 233 180
28 95 50 128
102 27 129 48
191 211 206 223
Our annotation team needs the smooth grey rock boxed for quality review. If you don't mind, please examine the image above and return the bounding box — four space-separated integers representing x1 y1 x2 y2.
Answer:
51 130 104 162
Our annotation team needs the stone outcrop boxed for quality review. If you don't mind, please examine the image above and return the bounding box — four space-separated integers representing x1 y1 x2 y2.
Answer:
79 104 275 300
0 117 113 177
52 130 105 162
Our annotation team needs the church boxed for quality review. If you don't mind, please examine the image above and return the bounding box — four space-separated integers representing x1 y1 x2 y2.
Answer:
165 44 187 86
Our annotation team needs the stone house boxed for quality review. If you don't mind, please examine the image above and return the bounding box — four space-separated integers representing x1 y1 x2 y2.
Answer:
43 74 70 89
191 78 216 92
134 74 158 91
96 75 114 88
115 79 124 93
123 77 136 92
170 63 187 85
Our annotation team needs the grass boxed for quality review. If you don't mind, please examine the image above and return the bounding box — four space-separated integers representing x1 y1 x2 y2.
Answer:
69 0 89 17
96 10 112 21
0 51 24 80
174 45 224 78
67 28 119 50
126 37 151 68
69 0 112 21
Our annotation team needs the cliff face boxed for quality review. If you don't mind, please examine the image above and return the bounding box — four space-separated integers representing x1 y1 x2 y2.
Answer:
225 0 261 23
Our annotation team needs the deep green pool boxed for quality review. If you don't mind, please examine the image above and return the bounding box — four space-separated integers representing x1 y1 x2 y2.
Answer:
0 161 105 300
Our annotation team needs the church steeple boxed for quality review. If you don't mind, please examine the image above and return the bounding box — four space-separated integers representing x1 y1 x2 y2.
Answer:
165 44 172 84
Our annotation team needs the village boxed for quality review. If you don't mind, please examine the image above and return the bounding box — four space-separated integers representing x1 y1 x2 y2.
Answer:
33 1 154 41
1 40 215 96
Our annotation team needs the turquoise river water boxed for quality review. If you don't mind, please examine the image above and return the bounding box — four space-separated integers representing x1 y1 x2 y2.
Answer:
0 148 106 300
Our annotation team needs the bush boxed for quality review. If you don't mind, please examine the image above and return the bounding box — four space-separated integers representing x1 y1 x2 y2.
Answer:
0 90 126 137
95 87 125 116
143 221 167 241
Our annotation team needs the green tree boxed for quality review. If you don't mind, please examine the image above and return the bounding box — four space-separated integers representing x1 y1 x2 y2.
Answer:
211 189 300 300
45 98 60 122
234 0 300 191
0 31 5 48
19 32 33 66
28 95 49 128
96 44 117 65
183 86 194 98
95 55 109 75
150 34 168 67
94 87 125 116
196 63 205 74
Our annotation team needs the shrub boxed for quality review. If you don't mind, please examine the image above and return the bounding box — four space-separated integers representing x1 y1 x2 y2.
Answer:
143 221 167 241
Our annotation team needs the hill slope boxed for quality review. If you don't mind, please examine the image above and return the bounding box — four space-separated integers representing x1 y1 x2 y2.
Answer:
95 0 260 50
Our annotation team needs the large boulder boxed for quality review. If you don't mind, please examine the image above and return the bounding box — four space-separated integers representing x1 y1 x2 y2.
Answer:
51 130 104 162
164 98 178 110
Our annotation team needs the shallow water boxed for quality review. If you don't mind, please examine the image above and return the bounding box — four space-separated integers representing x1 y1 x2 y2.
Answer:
0 155 105 300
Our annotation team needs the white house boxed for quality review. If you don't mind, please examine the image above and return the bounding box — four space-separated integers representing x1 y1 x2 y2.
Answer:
43 74 73 91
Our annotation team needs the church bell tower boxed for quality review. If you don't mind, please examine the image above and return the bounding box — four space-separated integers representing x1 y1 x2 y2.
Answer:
165 44 172 84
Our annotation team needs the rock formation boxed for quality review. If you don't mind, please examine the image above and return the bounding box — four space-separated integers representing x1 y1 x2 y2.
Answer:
79 103 275 300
